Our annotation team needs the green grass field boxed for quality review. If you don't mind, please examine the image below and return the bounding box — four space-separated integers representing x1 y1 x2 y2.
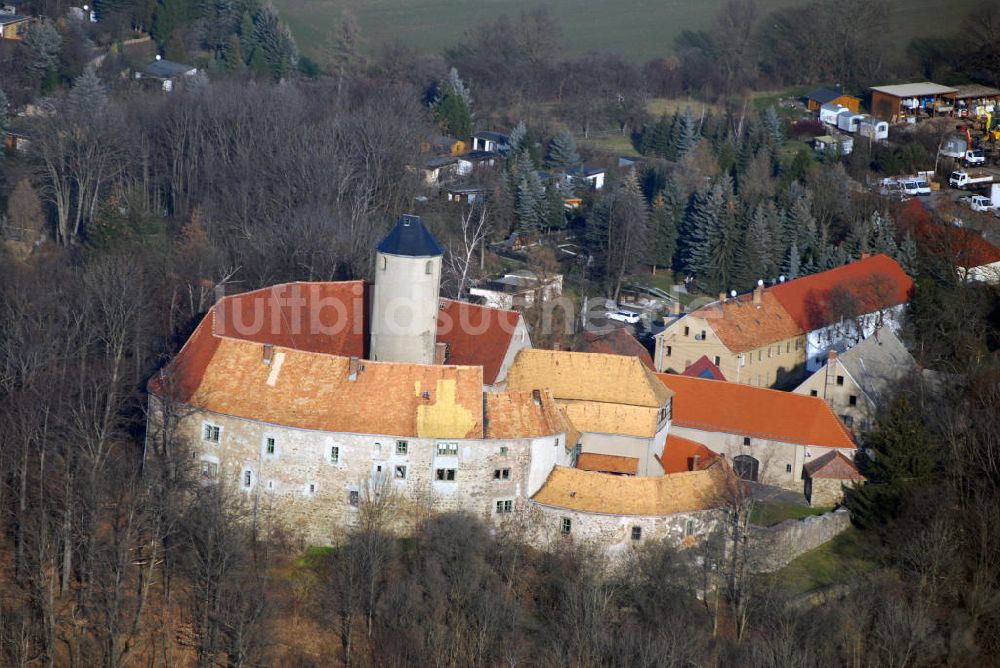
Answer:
275 0 981 65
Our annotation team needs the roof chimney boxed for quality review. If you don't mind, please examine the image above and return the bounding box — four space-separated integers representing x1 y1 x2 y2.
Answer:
860 252 870 259
753 280 764 305
718 291 727 303
691 454 701 471
348 356 360 381
262 344 274 365
672 300 683 316
827 349 837 363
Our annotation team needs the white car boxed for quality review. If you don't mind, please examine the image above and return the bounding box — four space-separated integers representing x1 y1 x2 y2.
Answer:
968 195 994 212
607 310 641 324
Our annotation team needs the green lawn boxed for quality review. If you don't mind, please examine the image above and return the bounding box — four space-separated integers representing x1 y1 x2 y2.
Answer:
274 0 982 65
750 502 833 528
770 528 877 596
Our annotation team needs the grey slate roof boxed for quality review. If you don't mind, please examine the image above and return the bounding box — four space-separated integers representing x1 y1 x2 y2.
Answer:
838 328 914 405
143 59 196 79
376 215 443 257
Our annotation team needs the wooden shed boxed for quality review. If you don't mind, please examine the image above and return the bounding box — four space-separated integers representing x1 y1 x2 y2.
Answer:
804 87 861 113
869 82 958 121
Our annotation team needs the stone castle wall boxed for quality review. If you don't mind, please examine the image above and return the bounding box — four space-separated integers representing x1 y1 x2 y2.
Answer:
173 406 569 545
750 508 852 573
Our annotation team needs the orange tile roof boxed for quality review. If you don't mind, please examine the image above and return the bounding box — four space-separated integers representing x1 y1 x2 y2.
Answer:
506 350 672 407
484 390 576 443
657 374 855 449
154 310 485 439
689 290 801 353
575 328 655 369
531 465 729 515
657 434 719 474
804 450 865 481
437 299 522 385
770 254 913 332
576 453 639 475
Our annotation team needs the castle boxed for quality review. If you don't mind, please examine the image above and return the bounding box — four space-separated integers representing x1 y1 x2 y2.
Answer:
147 216 857 551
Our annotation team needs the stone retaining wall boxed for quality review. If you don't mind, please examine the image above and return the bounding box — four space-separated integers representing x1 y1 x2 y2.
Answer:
750 508 851 573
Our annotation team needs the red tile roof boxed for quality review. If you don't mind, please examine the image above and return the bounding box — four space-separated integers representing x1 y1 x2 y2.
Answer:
576 453 639 475
681 355 727 381
657 434 719 474
214 282 368 357
804 450 865 481
436 299 522 385
657 374 856 449
897 199 1000 268
770 255 913 332
575 328 655 369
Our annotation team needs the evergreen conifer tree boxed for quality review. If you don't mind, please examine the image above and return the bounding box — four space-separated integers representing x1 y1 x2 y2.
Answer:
433 68 473 140
545 129 580 169
676 106 699 158
899 233 918 275
516 174 540 237
783 240 801 279
508 120 527 154
763 106 784 147
0 87 8 128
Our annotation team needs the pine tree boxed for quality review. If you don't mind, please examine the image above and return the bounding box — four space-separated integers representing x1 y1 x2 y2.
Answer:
647 182 681 270
66 68 108 118
545 129 580 169
516 174 540 237
783 240 801 279
23 20 62 86
0 87 7 128
508 120 527 154
787 194 818 271
849 396 937 528
682 177 744 292
543 178 569 231
899 233 918 275
871 211 900 259
433 68 473 140
745 205 775 280
676 106 699 159
762 106 784 147
640 114 673 158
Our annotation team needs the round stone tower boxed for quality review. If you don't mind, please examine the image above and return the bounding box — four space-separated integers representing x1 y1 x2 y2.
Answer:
370 214 443 364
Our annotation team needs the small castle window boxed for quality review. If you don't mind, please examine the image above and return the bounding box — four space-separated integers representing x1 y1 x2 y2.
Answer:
395 465 407 480
380 255 387 270
265 437 275 455
425 260 433 275
743 437 751 446
713 355 720 366
560 517 572 534
666 345 672 357
810 390 818 397
494 468 511 480
436 442 458 456
849 395 858 406
496 500 513 514
685 519 695 537
836 375 845 386
242 470 252 488
631 526 642 541
396 440 408 455
435 468 456 481
306 482 316 497
330 446 340 463
349 490 359 506
499 446 509 456
200 461 218 479
203 423 220 443
786 464 793 473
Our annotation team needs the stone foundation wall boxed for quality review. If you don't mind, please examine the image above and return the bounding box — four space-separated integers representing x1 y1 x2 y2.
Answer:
750 508 851 573
525 502 723 558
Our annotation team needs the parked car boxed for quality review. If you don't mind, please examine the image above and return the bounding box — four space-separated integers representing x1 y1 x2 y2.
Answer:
607 310 641 324
967 195 994 212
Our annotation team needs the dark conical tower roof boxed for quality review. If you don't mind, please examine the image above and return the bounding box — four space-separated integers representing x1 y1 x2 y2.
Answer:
376 215 443 257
